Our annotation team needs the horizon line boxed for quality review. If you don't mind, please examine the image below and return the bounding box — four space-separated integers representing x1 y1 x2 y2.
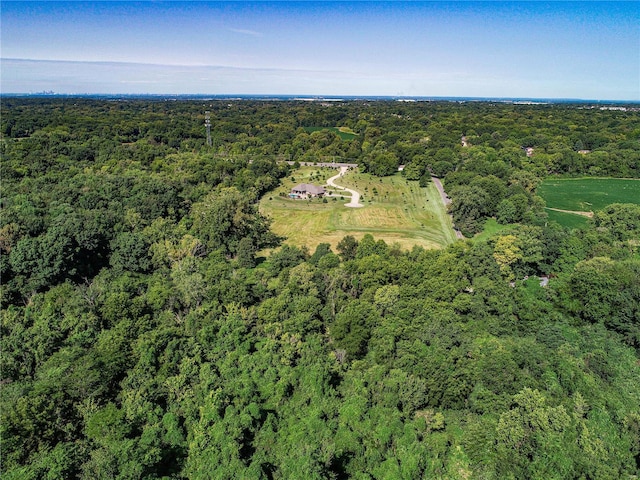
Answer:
3 92 639 104
3 58 637 103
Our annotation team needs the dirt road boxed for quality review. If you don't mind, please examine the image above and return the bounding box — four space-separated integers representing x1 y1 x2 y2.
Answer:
431 176 451 205
545 207 594 218
431 176 464 239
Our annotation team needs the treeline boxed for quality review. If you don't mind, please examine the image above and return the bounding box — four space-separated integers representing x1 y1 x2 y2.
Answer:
3 99 639 175
1 99 640 479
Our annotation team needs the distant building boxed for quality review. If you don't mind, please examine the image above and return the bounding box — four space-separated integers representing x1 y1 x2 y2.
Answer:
290 183 326 199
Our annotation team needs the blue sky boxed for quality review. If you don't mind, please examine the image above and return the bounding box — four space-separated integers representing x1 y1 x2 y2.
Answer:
2 1 639 99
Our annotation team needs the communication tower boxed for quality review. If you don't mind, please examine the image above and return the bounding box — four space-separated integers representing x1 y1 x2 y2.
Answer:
205 111 212 147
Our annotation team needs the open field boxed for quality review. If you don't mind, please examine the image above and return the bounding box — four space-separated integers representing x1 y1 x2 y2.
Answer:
474 218 514 241
260 166 457 251
545 210 591 229
538 177 640 228
303 126 358 140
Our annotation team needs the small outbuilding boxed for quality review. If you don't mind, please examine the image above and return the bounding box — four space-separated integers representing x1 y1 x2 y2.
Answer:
290 183 326 199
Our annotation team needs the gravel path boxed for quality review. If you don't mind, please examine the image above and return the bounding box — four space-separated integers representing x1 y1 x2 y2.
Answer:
431 176 451 205
431 176 464 239
326 167 364 208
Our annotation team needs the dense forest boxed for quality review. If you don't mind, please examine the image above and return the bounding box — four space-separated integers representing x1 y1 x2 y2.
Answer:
1 98 640 479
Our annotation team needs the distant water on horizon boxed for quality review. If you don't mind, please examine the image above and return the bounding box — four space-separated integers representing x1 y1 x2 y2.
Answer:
3 93 638 104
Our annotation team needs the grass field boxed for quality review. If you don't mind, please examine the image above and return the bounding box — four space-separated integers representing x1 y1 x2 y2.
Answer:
303 126 358 140
474 218 514 241
538 177 640 228
260 167 457 251
544 210 591 229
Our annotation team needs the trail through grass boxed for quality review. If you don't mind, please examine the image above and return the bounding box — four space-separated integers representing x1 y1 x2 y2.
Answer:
538 178 640 211
538 177 640 228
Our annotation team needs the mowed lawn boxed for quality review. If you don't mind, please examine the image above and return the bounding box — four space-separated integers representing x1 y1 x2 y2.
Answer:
538 177 640 228
260 167 457 251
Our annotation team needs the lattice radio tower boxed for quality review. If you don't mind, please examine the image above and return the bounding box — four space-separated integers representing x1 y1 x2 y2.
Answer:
205 111 212 147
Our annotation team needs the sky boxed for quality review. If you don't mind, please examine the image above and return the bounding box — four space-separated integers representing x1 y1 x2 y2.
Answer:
1 1 639 99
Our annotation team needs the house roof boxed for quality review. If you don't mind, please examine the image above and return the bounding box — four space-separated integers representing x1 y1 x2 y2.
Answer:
291 183 325 194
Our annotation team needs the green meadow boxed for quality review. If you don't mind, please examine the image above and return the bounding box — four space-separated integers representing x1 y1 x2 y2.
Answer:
303 126 358 140
538 177 640 228
474 218 514 241
260 167 457 251
544 210 591 229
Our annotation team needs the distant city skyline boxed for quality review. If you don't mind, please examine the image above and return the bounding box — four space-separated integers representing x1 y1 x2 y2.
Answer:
2 1 639 100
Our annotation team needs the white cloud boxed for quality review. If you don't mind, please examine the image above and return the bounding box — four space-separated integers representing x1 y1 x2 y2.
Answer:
228 28 262 37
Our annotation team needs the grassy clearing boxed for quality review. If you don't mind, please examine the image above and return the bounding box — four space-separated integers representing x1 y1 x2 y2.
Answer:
303 126 358 140
260 167 457 252
538 178 640 211
545 210 589 229
538 177 640 228
474 218 514 242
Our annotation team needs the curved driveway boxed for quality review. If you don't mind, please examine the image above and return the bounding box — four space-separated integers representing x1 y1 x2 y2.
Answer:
326 167 363 208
